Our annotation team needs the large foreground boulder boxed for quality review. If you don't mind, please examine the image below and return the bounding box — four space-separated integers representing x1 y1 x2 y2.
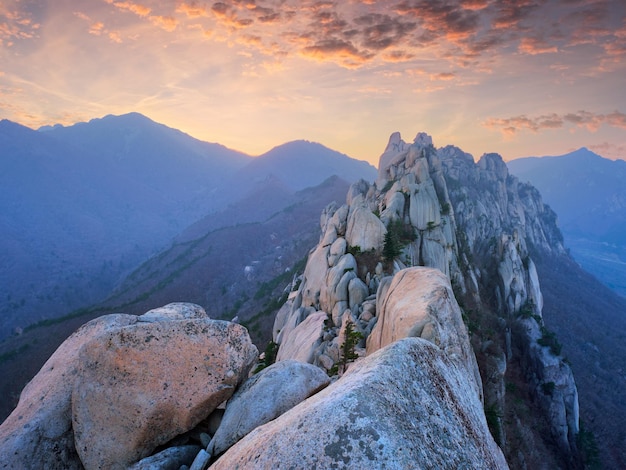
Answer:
0 314 137 470
209 338 508 469
72 316 258 470
210 360 330 456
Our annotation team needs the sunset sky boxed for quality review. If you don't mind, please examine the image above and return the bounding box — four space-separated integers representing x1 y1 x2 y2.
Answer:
1 0 625 165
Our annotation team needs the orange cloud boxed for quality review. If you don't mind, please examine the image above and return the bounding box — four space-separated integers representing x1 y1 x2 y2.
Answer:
107 0 151 17
89 21 105 35
430 72 456 81
150 15 178 32
176 1 209 18
518 37 558 55
0 5 40 46
211 2 254 29
588 142 626 159
300 39 373 67
108 31 123 43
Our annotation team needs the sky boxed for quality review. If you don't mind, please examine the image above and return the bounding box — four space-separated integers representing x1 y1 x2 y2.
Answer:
1 0 625 166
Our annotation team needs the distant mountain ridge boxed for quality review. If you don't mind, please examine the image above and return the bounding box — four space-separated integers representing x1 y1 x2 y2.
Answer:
508 148 626 297
0 113 376 339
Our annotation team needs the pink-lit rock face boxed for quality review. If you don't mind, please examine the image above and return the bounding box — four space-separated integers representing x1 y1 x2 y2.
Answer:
72 317 258 470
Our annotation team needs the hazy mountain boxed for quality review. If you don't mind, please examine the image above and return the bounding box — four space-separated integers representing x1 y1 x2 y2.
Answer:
0 113 377 340
206 140 377 212
508 148 626 297
0 176 351 419
237 140 377 189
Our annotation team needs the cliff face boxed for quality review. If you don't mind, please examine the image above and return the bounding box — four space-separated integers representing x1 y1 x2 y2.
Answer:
273 132 581 468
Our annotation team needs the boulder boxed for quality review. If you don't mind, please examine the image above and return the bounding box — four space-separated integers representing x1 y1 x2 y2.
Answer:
367 267 482 399
327 236 346 267
210 360 330 456
0 313 137 470
348 276 369 313
72 318 258 470
276 311 327 363
274 306 315 346
345 203 386 252
380 190 405 225
300 244 330 308
127 445 201 470
139 302 208 322
209 338 508 470
320 253 357 317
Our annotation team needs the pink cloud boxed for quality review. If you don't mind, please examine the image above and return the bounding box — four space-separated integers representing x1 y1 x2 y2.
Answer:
485 110 626 135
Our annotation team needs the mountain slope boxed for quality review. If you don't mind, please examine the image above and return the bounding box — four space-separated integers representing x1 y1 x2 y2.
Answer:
535 252 626 469
41 112 252 220
508 149 626 297
0 176 350 420
0 115 251 339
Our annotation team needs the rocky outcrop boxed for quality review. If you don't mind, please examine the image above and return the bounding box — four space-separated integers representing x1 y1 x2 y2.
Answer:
367 267 482 400
210 338 508 469
271 131 581 468
0 303 258 470
209 360 330 456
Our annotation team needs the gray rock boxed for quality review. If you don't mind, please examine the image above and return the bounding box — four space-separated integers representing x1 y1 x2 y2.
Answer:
211 360 330 456
128 445 201 470
209 338 508 469
348 277 369 313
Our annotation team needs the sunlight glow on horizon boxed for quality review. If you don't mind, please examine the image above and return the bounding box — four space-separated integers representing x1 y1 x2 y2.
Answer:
1 0 625 165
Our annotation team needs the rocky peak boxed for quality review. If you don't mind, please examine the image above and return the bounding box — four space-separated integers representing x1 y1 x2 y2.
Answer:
273 131 581 468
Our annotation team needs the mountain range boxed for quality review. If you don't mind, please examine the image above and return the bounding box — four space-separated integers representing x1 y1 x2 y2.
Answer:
508 148 626 297
0 113 376 339
1 118 626 468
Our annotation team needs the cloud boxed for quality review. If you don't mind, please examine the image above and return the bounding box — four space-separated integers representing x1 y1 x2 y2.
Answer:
176 1 209 18
588 142 626 159
489 0 544 30
106 0 152 17
0 3 40 46
484 110 626 135
383 49 415 61
210 2 254 29
518 36 559 55
354 13 417 50
300 38 373 66
150 15 178 32
108 31 123 43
